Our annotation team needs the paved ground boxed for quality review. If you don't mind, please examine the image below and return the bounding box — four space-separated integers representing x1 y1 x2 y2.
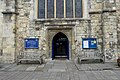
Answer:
0 59 120 80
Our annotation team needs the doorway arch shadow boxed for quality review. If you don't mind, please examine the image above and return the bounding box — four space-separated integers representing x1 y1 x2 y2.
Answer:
52 32 69 60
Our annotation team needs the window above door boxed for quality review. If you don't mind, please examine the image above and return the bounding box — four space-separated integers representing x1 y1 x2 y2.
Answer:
38 0 83 19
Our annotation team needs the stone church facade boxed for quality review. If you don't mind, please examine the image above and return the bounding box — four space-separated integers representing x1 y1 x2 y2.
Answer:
0 0 120 63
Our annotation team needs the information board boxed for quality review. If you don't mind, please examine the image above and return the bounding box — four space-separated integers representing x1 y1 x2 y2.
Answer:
24 38 39 49
82 38 97 49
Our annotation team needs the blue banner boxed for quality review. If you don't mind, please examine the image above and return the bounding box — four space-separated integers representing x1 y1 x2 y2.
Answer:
24 38 39 49
82 38 97 49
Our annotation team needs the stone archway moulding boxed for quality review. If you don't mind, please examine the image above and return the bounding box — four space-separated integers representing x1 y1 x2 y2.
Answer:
46 28 73 60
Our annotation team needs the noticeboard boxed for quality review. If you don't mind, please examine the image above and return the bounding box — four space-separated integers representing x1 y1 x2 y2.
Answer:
24 38 39 49
82 38 97 49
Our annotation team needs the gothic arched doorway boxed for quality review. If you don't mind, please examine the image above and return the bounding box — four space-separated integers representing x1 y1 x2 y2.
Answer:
52 32 69 60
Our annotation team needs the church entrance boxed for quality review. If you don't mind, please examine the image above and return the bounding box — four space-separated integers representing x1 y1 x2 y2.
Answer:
52 32 69 60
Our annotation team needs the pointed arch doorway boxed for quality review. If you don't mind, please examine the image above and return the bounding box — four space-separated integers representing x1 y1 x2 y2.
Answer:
52 32 69 60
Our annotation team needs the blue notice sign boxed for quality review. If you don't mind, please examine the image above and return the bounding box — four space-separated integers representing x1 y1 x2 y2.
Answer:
82 38 97 49
25 38 39 49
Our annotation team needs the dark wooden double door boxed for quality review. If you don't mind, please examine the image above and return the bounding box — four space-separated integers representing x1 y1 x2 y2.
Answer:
52 32 69 60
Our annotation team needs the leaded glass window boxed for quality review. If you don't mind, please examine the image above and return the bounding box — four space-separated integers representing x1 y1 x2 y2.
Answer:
56 0 64 18
38 0 45 18
66 0 73 18
47 0 54 18
75 0 82 18
38 0 83 19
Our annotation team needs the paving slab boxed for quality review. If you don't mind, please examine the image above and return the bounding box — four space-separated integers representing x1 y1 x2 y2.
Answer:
0 59 120 80
48 69 66 72
26 67 37 71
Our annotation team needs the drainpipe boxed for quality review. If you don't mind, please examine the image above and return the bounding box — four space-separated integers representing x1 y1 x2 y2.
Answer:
75 21 77 41
88 20 91 38
101 0 105 63
1 39 3 56
14 0 18 63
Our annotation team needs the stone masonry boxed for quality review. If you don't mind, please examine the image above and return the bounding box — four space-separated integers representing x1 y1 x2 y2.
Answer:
0 0 119 63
